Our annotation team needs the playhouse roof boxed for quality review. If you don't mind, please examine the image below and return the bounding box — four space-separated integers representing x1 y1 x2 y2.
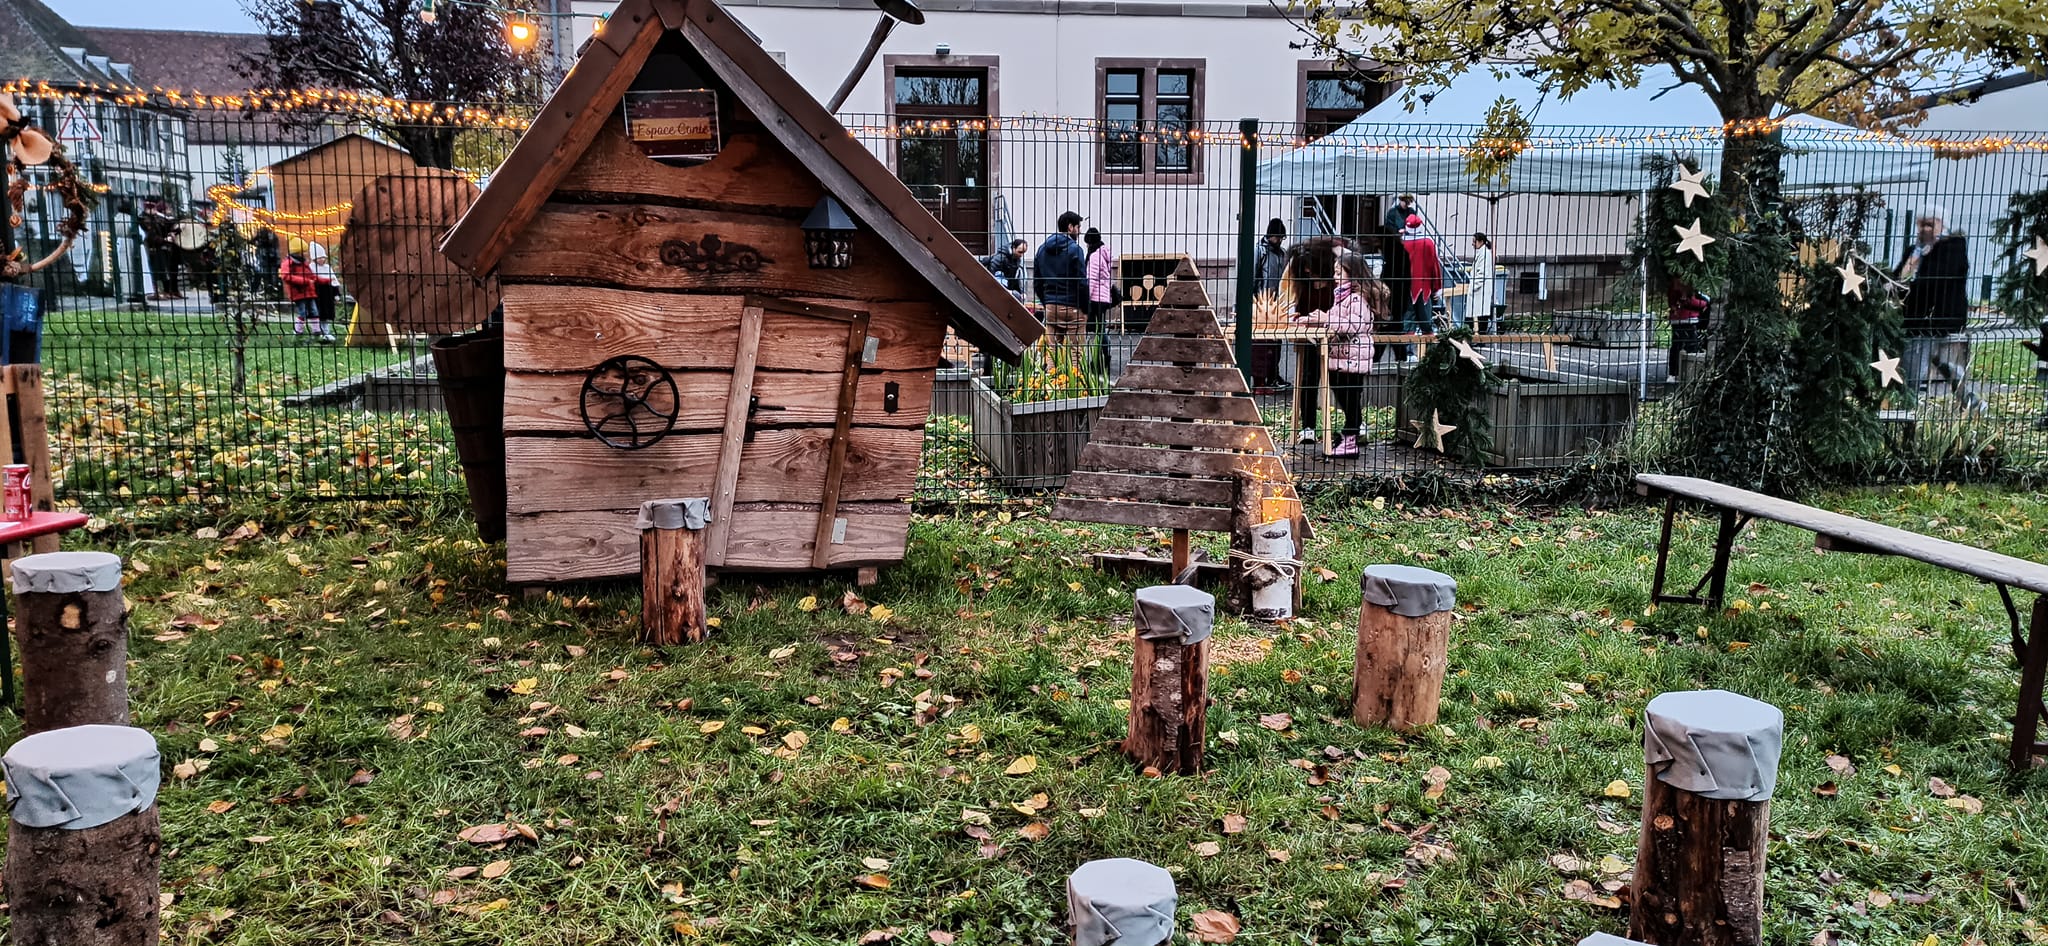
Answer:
440 0 1040 359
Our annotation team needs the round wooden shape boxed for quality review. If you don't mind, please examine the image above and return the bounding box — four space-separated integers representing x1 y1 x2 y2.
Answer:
335 168 501 335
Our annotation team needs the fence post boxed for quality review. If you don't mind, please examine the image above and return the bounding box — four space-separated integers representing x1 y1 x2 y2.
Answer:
1234 118 1259 378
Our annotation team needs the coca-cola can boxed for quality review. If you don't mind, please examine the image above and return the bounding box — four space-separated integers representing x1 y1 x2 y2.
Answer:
3 464 30 522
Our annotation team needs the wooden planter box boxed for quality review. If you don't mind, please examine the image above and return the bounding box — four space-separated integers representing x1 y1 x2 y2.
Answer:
1553 309 1653 349
966 375 1108 491
1397 365 1634 468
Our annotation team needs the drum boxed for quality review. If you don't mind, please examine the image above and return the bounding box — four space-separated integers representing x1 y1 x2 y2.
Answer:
172 220 209 251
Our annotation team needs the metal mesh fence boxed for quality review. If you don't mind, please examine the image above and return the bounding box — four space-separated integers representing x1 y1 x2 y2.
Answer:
12 100 2048 511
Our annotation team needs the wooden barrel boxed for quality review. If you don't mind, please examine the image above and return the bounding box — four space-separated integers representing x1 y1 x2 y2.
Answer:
431 325 506 542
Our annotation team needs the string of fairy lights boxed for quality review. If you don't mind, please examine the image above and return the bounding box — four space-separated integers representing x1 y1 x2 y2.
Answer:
203 171 354 239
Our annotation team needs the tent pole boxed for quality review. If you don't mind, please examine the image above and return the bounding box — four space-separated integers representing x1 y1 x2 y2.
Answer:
1638 190 1650 401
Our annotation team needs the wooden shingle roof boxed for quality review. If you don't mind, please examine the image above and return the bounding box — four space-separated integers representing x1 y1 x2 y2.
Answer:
440 0 1041 359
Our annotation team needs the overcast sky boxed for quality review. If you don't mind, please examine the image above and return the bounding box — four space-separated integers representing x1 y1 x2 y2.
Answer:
47 0 261 32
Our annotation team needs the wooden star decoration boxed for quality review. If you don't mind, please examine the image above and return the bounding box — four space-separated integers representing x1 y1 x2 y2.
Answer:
1409 409 1458 453
1449 337 1486 370
1838 260 1865 300
2026 236 2048 277
1870 349 1903 388
1670 164 1710 207
1673 218 1716 262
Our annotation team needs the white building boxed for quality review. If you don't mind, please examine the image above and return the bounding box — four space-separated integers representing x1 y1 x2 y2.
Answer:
571 0 1393 287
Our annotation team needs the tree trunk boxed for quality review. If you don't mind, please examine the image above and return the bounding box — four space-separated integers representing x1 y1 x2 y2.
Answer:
1351 599 1451 730
1629 767 1769 946
638 499 711 646
1675 88 1799 492
15 564 130 735
5 807 162 946
1126 634 1208 775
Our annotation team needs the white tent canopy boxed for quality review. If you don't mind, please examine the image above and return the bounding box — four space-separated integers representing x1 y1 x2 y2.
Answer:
1258 68 1933 195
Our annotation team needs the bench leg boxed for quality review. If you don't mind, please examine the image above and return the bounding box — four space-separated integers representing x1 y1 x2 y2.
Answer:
1706 508 1740 610
2011 595 2048 771
1651 495 1679 603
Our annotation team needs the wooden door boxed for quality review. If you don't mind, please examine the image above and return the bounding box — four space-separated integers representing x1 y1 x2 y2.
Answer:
705 297 872 570
893 69 992 253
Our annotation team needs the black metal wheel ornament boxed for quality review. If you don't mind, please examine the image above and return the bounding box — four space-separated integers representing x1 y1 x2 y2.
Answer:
580 355 680 449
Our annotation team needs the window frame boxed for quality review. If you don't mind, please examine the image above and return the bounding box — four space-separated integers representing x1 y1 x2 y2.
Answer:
1094 58 1206 185
1296 60 1390 143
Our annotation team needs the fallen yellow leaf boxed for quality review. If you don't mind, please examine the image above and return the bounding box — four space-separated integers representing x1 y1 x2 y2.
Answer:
1005 755 1038 775
699 721 726 734
1603 779 1632 798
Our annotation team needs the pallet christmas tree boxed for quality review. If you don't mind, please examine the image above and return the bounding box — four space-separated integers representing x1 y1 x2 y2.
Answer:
1053 260 1302 597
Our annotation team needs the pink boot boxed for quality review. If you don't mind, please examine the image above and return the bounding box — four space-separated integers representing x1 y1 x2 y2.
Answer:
1329 434 1359 456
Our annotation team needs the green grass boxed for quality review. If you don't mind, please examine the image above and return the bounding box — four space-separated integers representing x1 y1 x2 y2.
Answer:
17 485 2048 944
38 307 457 505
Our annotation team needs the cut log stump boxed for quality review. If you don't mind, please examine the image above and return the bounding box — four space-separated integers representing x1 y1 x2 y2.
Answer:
1123 584 1214 775
1629 689 1784 946
3 724 162 946
1351 564 1456 731
1067 857 1176 946
12 551 128 735
639 498 712 645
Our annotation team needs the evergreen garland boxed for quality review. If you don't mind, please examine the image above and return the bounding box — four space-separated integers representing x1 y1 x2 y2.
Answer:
1402 323 1502 464
1787 193 1903 473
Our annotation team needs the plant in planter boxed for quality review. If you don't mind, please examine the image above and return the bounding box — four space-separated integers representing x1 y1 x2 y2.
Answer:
967 341 1113 491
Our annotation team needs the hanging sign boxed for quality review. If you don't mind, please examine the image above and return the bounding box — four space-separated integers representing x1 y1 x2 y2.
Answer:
624 90 720 163
56 103 101 142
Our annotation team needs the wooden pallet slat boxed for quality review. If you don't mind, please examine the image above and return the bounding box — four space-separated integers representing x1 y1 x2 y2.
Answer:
1129 334 1241 368
1053 497 1233 532
1062 471 1236 506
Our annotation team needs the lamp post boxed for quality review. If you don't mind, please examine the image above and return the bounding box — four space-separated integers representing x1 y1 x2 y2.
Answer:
825 0 926 114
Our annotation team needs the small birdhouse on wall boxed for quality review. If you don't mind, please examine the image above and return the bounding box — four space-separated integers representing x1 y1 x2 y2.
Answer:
803 196 855 269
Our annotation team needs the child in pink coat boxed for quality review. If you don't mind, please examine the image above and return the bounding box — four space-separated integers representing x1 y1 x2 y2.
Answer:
1290 252 1385 456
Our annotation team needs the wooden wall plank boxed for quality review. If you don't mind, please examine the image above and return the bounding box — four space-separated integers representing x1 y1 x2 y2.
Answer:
507 503 912 582
555 123 824 213
500 202 933 300
504 367 934 433
500 284 945 373
813 313 871 568
504 425 924 513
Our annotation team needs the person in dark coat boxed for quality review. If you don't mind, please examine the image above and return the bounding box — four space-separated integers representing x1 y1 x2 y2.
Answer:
1896 206 1974 406
1033 210 1088 356
1283 238 1340 447
981 239 1028 297
1251 218 1290 389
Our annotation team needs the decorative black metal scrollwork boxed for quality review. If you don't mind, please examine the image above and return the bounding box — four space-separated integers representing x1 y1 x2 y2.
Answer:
658 233 771 274
580 355 680 450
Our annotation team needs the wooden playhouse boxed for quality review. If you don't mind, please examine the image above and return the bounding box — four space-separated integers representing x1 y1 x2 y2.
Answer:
441 0 1038 585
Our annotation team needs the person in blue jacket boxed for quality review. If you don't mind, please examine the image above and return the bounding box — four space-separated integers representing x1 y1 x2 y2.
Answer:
1033 210 1088 357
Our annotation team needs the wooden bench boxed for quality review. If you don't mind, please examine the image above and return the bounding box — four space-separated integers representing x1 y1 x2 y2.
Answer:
1636 473 2048 771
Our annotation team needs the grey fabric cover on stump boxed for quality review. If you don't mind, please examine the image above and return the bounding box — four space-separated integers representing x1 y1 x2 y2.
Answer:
1124 585 1214 775
636 497 712 531
1067 857 1176 946
1359 564 1458 617
11 550 129 735
1352 564 1457 730
1580 935 1655 946
1643 689 1783 801
11 552 123 595
1631 690 1784 946
4 724 162 946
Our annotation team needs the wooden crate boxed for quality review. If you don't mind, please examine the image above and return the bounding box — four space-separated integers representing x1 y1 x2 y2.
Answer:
1396 365 1634 467
966 376 1107 492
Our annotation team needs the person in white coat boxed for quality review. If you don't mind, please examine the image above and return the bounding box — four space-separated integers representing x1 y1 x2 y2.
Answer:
1469 232 1496 333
